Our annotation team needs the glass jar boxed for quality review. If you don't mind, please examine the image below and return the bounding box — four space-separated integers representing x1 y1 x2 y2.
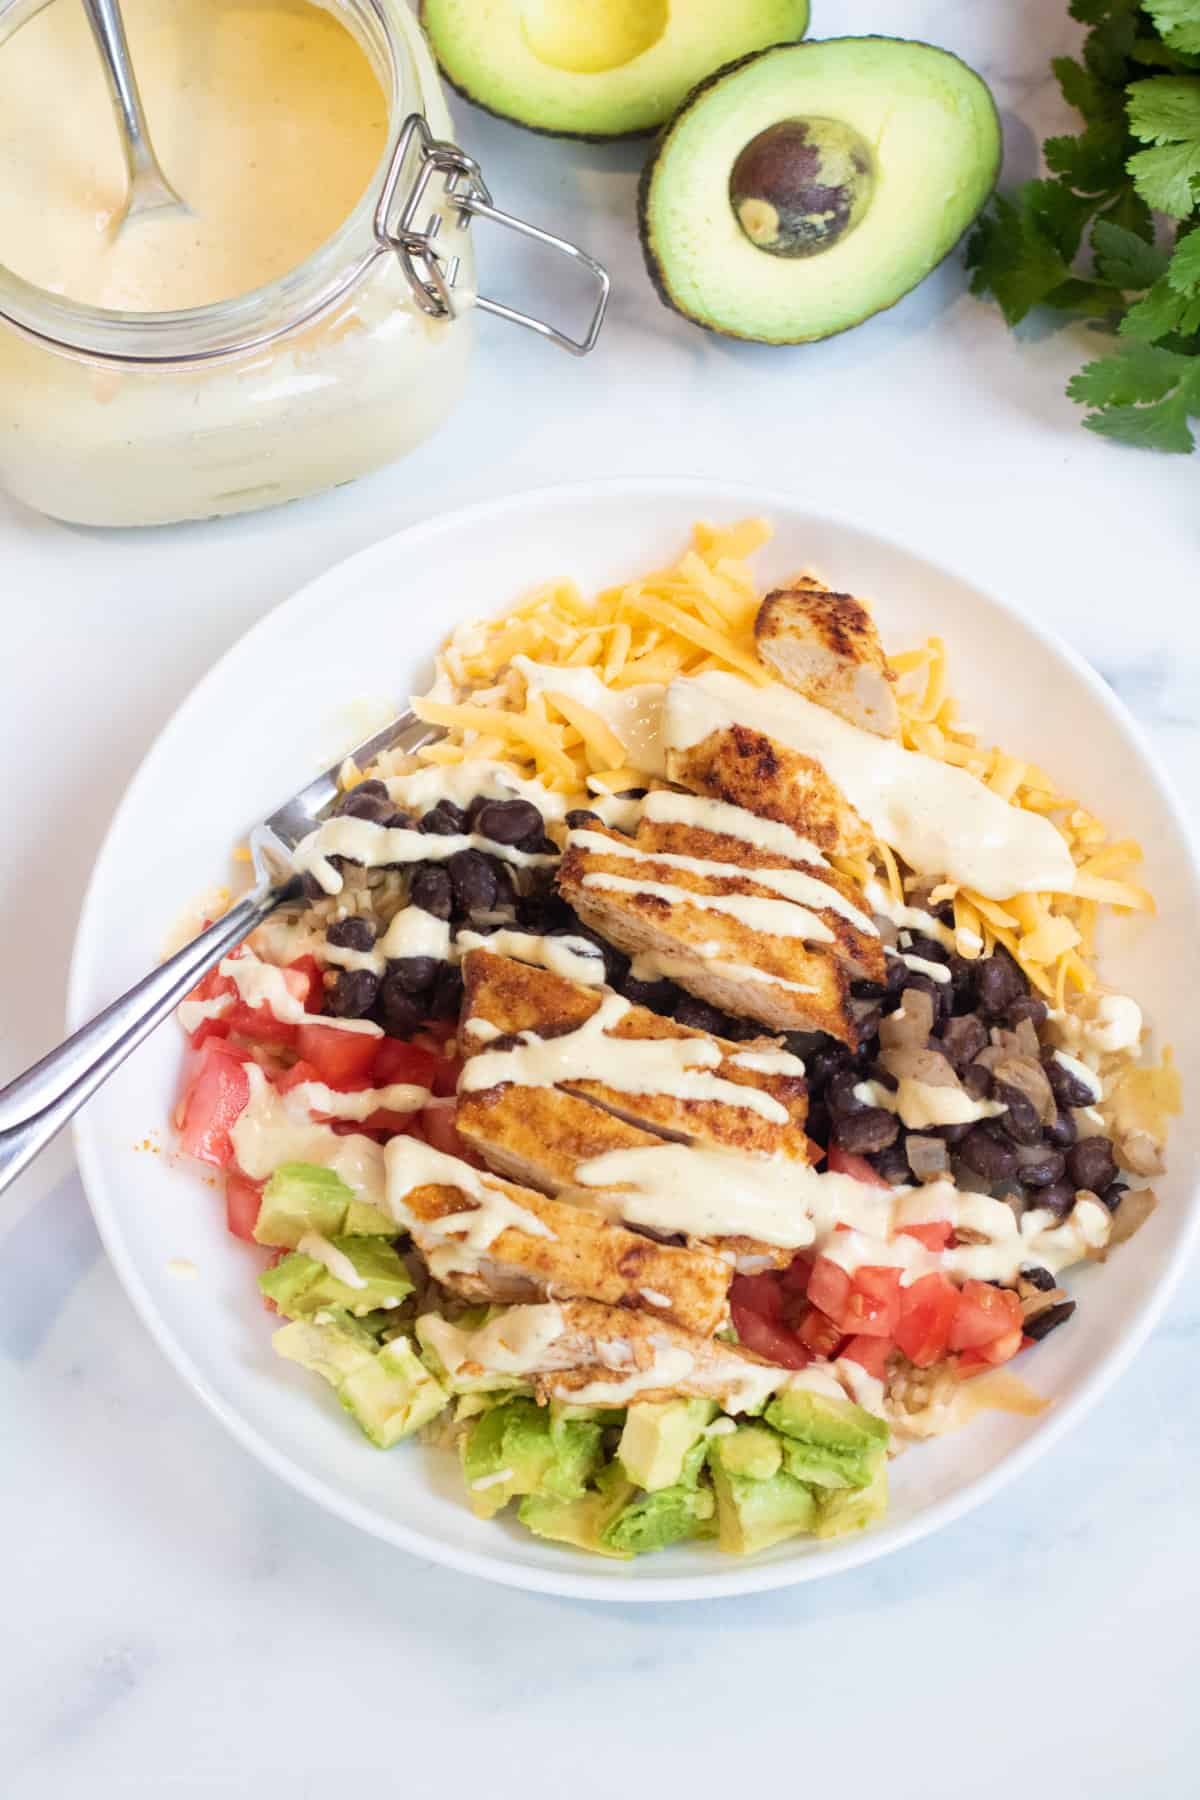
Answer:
0 0 607 527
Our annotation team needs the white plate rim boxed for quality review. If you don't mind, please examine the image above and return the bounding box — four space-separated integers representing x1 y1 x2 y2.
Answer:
68 475 1200 1603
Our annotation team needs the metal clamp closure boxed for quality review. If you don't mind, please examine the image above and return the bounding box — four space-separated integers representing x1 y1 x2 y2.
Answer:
375 114 610 357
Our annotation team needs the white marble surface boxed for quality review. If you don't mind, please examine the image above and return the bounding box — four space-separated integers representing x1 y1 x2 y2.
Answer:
2 0 1198 1791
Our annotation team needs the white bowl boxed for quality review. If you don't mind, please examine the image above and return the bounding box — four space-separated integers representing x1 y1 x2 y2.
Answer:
69 478 1200 1601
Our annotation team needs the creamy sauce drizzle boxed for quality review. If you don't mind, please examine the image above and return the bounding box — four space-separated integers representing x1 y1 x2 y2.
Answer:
641 790 830 869
287 1080 428 1122
461 990 790 1124
863 882 957 951
514 659 669 776
886 947 952 985
384 1137 554 1283
854 1077 1005 1130
664 674 1077 900
456 929 606 987
230 1066 386 1209
1053 1051 1103 1103
297 1232 368 1290
292 817 557 896
221 951 381 1037
382 759 569 824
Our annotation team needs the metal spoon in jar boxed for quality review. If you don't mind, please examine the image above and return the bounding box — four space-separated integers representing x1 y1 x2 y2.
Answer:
80 0 189 227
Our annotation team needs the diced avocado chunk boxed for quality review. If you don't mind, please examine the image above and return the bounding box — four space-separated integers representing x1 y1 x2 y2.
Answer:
815 1461 889 1538
339 1336 448 1447
460 1396 604 1519
518 1463 638 1559
602 1477 716 1556
343 1198 399 1235
259 1237 412 1320
618 1399 715 1492
272 1310 447 1448
708 1454 818 1554
253 1162 353 1248
714 1422 783 1482
765 1388 889 1491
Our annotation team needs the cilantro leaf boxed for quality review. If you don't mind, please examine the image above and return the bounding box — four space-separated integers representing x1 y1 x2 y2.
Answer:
1167 226 1200 288
1119 274 1200 336
1127 138 1200 213
1068 342 1200 448
1125 74 1200 141
1143 0 1200 57
965 186 1088 323
1091 218 1170 284
1045 120 1130 191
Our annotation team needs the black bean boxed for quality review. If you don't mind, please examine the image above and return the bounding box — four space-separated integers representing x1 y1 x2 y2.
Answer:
409 865 453 921
806 1042 852 1096
447 849 497 917
907 933 949 965
328 968 381 1019
326 916 376 951
1043 1050 1098 1110
1045 1108 1077 1149
489 859 517 907
1020 1264 1057 1292
1018 1149 1066 1189
853 1002 883 1045
673 996 729 1035
420 799 469 836
429 962 464 1022
946 954 978 1014
882 957 911 1001
1005 995 1048 1030
386 955 439 995
337 789 404 825
976 947 1027 1017
565 809 600 830
806 1099 831 1150
516 891 575 933
897 971 946 1018
474 798 542 845
834 1109 898 1154
1100 1181 1127 1213
337 778 387 804
376 973 421 1036
1067 1136 1117 1193
521 832 560 855
851 977 887 1001
300 871 326 901
940 1013 988 1071
871 1140 912 1185
828 1069 871 1119
1039 1179 1076 1215
620 976 678 1014
962 1062 992 1101
1024 1300 1076 1341
994 1081 1042 1146
937 1121 975 1145
959 1125 1018 1182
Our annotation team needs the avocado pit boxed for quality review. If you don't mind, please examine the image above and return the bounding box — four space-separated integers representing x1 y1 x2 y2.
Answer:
730 117 875 258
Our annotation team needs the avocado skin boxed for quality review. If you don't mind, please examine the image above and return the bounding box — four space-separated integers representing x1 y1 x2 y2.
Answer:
638 36 1003 344
417 2 809 143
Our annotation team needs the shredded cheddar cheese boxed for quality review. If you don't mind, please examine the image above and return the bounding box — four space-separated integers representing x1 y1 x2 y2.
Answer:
397 519 1153 1009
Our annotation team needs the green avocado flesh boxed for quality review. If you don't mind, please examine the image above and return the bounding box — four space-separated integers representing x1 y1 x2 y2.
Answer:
639 37 1001 342
419 0 810 138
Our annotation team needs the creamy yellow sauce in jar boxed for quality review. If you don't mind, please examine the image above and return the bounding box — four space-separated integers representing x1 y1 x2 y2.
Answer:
0 0 389 311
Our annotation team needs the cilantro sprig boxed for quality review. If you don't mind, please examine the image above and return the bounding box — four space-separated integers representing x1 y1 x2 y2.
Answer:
967 0 1200 452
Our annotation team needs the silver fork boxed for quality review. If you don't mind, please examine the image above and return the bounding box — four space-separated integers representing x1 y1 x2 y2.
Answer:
0 711 432 1198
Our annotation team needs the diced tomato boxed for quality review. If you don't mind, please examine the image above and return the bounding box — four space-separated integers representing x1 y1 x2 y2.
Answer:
949 1279 1023 1352
842 1264 903 1338
421 1101 484 1166
225 1171 264 1242
898 1220 954 1252
826 1145 890 1187
295 1022 379 1085
895 1271 959 1368
430 1053 463 1098
730 1271 785 1323
955 1325 1024 1377
180 963 238 1045
371 1037 440 1088
807 1255 852 1324
797 1305 845 1359
781 1251 813 1295
276 1059 321 1096
225 1003 298 1047
733 1306 811 1369
285 954 324 1011
841 1335 893 1379
177 1042 251 1168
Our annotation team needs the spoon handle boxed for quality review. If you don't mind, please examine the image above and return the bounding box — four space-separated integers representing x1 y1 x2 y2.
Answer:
80 0 183 209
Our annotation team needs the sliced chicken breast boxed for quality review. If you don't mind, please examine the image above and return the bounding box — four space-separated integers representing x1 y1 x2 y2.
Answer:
665 721 873 858
755 579 900 739
386 1138 730 1336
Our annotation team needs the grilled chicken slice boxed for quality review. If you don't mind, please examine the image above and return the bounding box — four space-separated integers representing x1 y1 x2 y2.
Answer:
755 579 900 739
454 1086 797 1275
459 949 813 1156
418 1297 793 1412
558 824 864 1042
665 721 872 858
385 1138 730 1335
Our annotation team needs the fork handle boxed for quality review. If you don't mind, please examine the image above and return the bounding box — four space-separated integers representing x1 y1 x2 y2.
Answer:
0 880 299 1199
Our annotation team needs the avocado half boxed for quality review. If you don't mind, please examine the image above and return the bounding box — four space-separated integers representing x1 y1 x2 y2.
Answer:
638 38 1002 343
418 0 811 140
